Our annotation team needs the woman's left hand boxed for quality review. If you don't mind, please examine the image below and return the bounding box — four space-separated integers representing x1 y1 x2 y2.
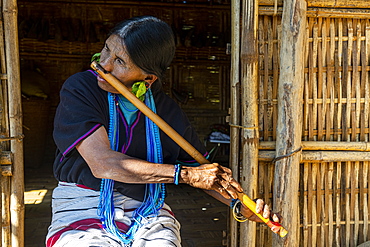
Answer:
240 199 282 223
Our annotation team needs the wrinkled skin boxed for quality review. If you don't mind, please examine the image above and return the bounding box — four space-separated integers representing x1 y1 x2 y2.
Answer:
181 163 243 199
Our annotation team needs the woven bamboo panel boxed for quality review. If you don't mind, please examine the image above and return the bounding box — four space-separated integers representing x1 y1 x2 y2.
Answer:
258 16 370 142
256 161 370 246
257 13 370 246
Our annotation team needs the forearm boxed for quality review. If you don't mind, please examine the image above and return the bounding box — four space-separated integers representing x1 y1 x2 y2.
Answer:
77 126 176 184
91 151 176 183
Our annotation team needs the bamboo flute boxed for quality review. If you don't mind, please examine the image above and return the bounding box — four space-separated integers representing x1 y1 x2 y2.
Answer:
91 61 288 238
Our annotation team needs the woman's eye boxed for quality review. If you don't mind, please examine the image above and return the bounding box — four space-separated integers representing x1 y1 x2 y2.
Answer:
115 58 124 66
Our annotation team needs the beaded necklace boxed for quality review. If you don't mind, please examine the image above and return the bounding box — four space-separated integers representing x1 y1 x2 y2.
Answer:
98 89 165 246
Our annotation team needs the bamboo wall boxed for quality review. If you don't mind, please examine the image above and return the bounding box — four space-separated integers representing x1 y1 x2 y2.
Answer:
255 10 370 247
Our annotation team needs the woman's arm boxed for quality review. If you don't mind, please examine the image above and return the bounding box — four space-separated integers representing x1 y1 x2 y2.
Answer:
77 126 243 200
76 126 175 183
78 126 282 223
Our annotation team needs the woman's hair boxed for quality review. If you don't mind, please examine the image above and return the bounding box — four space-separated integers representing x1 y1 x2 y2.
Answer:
110 16 175 92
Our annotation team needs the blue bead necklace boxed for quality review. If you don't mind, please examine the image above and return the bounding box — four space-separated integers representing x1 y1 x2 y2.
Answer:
98 89 165 246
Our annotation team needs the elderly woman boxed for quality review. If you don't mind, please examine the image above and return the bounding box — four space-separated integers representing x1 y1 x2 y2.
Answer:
46 16 280 247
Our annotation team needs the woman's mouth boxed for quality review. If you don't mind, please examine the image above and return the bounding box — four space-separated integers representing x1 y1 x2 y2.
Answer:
97 75 107 84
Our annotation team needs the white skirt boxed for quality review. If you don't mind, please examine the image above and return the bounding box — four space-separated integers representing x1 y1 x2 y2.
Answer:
46 182 181 247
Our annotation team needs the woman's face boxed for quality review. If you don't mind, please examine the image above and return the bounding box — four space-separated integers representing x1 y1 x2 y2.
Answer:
97 34 153 94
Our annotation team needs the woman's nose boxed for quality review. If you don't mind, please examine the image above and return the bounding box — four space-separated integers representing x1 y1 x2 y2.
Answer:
100 56 113 72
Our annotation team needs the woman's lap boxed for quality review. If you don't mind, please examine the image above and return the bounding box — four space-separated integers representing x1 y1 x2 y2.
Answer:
47 183 181 247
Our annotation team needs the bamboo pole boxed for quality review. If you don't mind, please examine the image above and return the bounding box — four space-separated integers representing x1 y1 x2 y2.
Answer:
1 178 10 247
259 0 370 9
259 6 370 19
0 0 10 247
229 0 241 246
240 0 259 245
259 141 370 151
259 150 370 162
272 0 306 246
3 0 24 246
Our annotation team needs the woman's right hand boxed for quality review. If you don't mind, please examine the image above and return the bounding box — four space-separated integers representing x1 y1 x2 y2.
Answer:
180 163 243 200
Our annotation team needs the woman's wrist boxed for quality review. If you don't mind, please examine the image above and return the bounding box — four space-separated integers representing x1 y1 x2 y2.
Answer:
178 167 189 184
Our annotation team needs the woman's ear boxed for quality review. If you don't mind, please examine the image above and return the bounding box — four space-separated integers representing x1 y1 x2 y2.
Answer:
144 74 158 88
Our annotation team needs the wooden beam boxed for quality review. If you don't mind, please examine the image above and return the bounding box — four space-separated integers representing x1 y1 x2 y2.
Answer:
240 0 259 245
259 6 370 18
3 0 24 246
259 141 370 151
259 150 370 162
259 0 370 8
273 0 307 246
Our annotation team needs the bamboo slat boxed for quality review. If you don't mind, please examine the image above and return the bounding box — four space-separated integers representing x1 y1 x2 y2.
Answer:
312 163 318 245
228 0 240 245
272 16 279 140
345 20 353 142
303 162 309 246
364 162 369 242
1 177 10 247
319 162 323 246
335 161 342 246
354 161 360 245
345 161 351 246
327 19 335 141
328 162 334 246
354 20 361 142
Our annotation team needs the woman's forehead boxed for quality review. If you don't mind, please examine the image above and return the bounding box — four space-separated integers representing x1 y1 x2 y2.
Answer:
106 35 130 59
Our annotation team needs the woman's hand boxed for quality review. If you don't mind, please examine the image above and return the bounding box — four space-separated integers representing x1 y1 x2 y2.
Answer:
180 163 243 199
240 199 282 223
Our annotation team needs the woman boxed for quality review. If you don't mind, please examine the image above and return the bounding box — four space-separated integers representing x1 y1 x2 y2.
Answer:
47 16 280 247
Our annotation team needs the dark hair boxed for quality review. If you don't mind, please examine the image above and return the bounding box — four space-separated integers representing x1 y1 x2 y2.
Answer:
110 16 175 92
